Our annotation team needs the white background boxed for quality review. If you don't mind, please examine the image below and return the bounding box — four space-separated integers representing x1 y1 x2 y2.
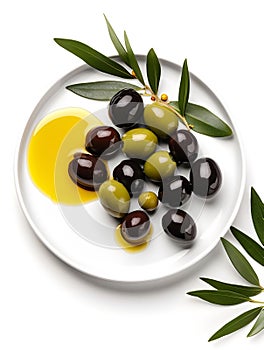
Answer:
1 0 264 349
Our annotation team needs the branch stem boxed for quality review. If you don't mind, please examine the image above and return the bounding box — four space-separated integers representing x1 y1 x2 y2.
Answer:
142 84 190 130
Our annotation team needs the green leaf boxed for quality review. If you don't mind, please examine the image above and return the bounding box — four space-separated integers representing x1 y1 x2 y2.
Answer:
251 187 264 246
209 307 262 341
54 38 133 79
66 81 142 101
178 59 190 116
170 101 233 137
103 15 130 66
247 309 264 337
146 48 161 95
230 226 264 266
221 237 260 286
187 290 250 305
124 31 145 85
200 277 262 297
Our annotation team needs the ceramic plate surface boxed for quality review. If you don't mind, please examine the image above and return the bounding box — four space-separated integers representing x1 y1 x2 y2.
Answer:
15 57 246 282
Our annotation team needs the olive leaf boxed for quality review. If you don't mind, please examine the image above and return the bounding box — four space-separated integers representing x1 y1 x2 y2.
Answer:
230 226 264 266
208 307 263 342
104 15 130 67
178 58 190 116
54 38 133 79
66 81 142 101
124 31 145 85
146 48 161 95
187 290 250 305
170 101 232 137
247 309 264 337
200 277 262 297
251 187 264 246
221 238 260 286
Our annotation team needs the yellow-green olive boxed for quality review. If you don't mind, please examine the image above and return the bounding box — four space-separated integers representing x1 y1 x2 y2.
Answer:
122 128 158 160
143 102 178 139
144 151 177 182
98 180 130 218
138 191 159 212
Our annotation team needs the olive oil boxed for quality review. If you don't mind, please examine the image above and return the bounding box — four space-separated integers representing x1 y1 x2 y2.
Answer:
27 107 103 204
115 224 153 253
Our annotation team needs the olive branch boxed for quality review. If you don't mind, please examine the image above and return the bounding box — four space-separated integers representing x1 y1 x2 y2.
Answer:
54 15 232 138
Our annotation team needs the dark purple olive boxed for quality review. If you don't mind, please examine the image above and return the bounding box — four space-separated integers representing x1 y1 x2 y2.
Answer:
169 129 198 165
158 175 192 208
121 210 150 245
109 88 144 128
190 157 222 198
85 126 122 159
68 153 108 191
113 159 145 197
162 209 197 245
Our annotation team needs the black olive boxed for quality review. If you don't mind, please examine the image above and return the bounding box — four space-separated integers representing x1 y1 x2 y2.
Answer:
190 157 222 198
68 153 108 191
169 129 198 165
85 126 122 159
162 209 197 245
121 210 150 245
113 159 145 197
108 88 144 128
158 175 192 208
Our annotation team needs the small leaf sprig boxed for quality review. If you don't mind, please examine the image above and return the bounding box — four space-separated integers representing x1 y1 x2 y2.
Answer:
54 15 232 138
188 187 264 341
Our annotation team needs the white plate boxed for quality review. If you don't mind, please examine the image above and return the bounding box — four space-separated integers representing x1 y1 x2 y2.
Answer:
15 57 246 282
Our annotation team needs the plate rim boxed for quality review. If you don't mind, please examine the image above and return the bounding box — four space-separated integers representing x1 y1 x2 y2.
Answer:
14 56 246 283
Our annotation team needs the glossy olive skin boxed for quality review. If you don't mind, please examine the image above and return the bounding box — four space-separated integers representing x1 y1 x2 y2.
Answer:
144 151 176 182
113 159 145 197
144 102 178 139
109 88 144 128
169 129 198 164
190 157 222 198
158 175 192 208
98 180 130 218
68 153 108 191
138 191 159 212
122 128 158 160
121 210 150 245
85 126 122 159
162 209 197 245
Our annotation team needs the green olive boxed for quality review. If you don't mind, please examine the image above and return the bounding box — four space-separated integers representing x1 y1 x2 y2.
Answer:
122 128 158 160
144 151 177 182
98 180 130 218
138 191 159 212
143 102 179 139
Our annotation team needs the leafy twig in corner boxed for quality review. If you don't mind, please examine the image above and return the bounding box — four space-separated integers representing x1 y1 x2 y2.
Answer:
188 187 264 341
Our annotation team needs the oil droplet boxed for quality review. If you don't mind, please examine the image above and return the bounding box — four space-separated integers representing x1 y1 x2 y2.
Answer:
115 224 153 253
27 107 103 204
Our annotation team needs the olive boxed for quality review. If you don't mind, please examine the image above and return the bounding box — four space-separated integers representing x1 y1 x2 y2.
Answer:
121 210 151 245
158 175 192 208
113 159 145 197
190 157 222 198
109 88 144 128
169 129 198 164
162 209 197 245
138 191 159 212
98 180 130 218
144 151 176 182
144 102 178 139
68 153 108 191
85 126 122 159
122 128 158 160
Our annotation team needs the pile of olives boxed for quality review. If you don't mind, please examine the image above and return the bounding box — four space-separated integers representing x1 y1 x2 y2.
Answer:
68 88 222 247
